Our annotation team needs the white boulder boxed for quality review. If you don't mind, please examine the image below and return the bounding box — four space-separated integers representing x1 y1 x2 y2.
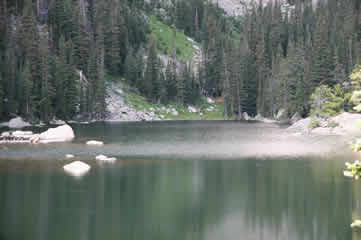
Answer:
188 106 198 113
331 112 361 135
66 154 75 159
86 140 104 146
95 155 117 162
207 97 215 104
171 110 179 116
39 125 75 143
8 117 31 129
63 161 91 177
242 112 249 121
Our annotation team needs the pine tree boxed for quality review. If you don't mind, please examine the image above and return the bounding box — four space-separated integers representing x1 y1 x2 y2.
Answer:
177 64 185 106
144 41 159 101
0 67 3 117
21 62 33 119
55 36 67 119
72 4 89 74
165 59 177 103
311 13 333 88
109 14 122 75
94 23 106 120
0 0 7 52
39 33 52 122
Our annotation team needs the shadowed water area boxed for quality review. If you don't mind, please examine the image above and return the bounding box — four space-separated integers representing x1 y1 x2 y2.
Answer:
0 121 360 240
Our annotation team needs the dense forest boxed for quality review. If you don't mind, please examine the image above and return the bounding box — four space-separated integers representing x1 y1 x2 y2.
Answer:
0 0 360 122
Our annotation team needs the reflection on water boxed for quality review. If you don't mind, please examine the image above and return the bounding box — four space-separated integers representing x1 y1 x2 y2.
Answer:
0 121 358 240
0 158 356 240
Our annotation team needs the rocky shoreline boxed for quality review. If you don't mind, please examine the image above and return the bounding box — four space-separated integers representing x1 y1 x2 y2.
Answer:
287 112 361 136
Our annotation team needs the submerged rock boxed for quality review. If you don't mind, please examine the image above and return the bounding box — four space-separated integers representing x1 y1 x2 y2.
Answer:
39 125 75 143
63 161 91 177
8 117 32 129
95 155 117 162
66 154 75 159
86 140 104 146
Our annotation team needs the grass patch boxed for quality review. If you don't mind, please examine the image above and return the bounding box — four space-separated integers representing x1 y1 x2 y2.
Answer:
149 15 199 61
107 74 225 120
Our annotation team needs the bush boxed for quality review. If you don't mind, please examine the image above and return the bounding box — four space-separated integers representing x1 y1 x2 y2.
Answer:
310 85 345 118
327 120 339 128
308 118 320 129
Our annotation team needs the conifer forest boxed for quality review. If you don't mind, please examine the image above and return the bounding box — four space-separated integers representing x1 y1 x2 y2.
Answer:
0 0 360 122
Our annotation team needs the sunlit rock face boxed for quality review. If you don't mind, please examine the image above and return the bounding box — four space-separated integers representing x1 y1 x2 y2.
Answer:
38 125 75 143
211 0 319 16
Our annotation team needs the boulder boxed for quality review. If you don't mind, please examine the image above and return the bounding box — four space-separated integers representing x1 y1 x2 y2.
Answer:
276 108 287 120
66 154 75 159
287 117 311 133
95 155 117 162
50 118 66 125
312 127 333 135
255 114 264 120
86 140 104 146
207 97 215 104
242 112 249 121
290 112 302 124
63 161 91 177
171 110 179 116
1 132 10 137
8 117 31 129
188 106 198 113
330 112 361 135
39 125 75 143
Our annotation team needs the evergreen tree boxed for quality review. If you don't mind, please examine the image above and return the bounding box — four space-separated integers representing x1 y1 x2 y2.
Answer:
165 59 177 103
144 41 160 101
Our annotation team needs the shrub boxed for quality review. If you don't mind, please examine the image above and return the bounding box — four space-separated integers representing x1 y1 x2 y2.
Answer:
308 118 320 129
310 85 345 118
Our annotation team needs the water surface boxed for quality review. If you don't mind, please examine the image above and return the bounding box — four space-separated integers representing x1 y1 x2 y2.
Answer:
0 121 359 240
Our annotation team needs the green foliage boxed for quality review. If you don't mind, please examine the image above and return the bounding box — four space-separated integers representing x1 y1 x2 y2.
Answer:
350 65 361 90
310 85 345 118
150 16 198 61
327 120 339 128
344 160 361 180
307 118 320 129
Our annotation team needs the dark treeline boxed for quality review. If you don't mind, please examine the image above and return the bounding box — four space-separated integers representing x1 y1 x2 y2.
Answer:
0 0 150 122
1 0 361 122
218 0 361 118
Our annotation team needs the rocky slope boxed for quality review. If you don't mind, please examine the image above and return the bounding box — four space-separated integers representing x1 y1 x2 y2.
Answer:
106 83 162 122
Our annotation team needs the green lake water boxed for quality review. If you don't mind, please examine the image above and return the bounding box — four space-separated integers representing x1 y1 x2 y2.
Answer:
0 121 359 240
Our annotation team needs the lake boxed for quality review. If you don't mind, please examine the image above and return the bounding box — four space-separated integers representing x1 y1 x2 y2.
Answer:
0 121 359 240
